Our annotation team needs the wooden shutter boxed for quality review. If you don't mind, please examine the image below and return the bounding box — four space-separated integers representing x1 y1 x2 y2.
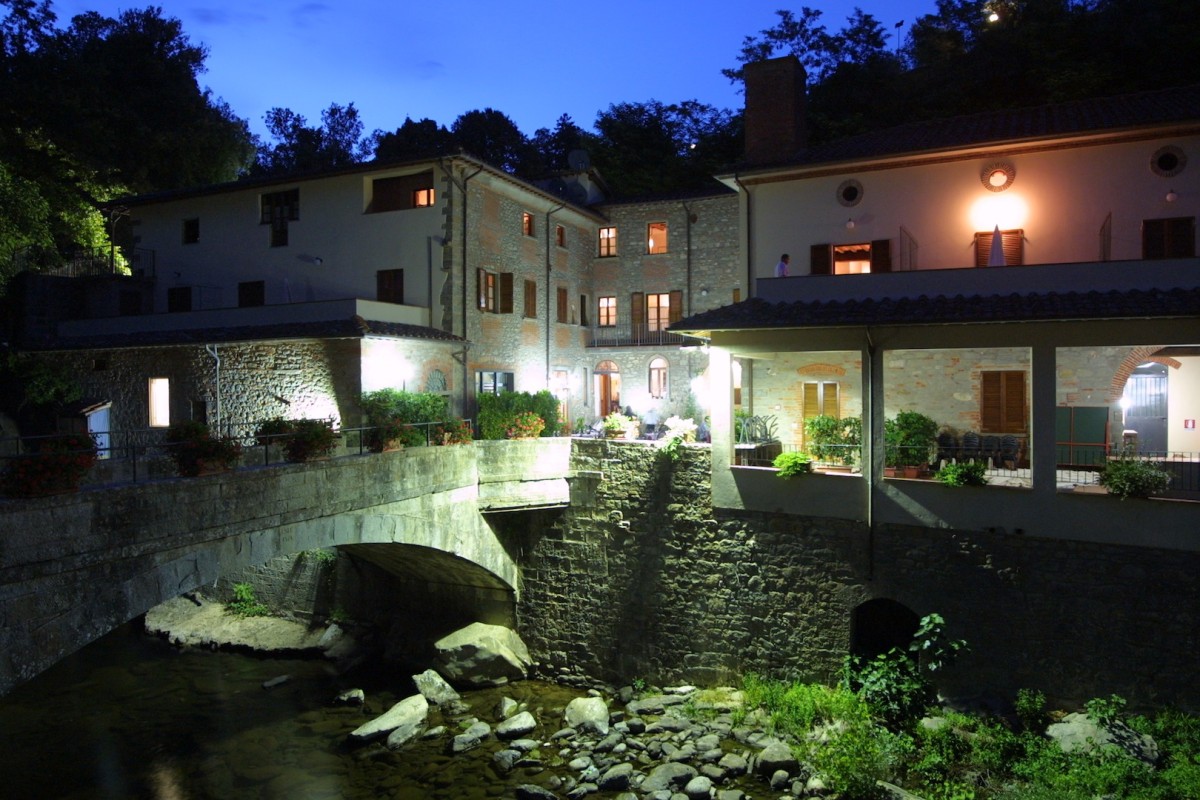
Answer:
556 286 568 323
870 239 892 273
524 279 537 318
810 244 831 275
376 270 403 304
499 272 514 314
981 371 1026 433
631 292 645 326
476 268 486 309
974 229 1024 266
1144 217 1197 259
668 290 683 325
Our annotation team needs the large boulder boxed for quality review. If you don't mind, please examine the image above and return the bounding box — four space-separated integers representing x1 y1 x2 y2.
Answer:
348 694 428 743
434 623 532 687
1047 712 1160 765
564 696 610 735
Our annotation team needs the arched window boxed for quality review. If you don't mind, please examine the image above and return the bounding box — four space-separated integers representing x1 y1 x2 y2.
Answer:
649 357 668 399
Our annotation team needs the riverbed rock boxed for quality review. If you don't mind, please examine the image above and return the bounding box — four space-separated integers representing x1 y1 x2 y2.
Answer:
433 622 532 687
334 688 365 706
144 596 329 653
564 696 610 735
495 696 519 720
684 775 714 798
640 762 698 793
755 741 799 777
1047 712 1160 765
348 694 428 743
515 785 560 800
497 710 537 739
412 668 464 707
597 762 634 791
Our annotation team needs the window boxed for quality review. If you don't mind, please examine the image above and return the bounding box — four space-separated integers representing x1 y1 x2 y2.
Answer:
522 212 534 237
579 294 589 327
598 226 617 257
523 279 537 318
1142 217 1195 259
148 378 170 427
556 286 569 323
476 370 514 396
649 357 669 399
261 189 299 247
801 381 840 450
598 296 617 327
981 370 1026 433
555 225 566 247
182 218 199 244
166 286 192 313
376 269 404 304
647 222 668 254
811 240 892 274
238 280 265 307
477 269 513 313
369 172 435 212
413 187 435 207
646 292 671 331
973 229 1024 266
733 288 741 303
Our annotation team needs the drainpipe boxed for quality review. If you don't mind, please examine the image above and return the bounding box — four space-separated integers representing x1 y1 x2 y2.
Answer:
544 202 565 388
440 158 484 413
205 344 221 434
733 174 753 298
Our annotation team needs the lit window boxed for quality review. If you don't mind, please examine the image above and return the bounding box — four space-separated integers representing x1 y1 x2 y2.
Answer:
598 226 617 257
478 270 496 311
646 292 671 331
555 225 566 247
833 243 872 275
413 187 435 207
477 371 514 396
369 173 436 212
647 222 668 254
522 212 534 237
148 378 170 427
598 296 616 327
649 357 668 399
477 269 513 313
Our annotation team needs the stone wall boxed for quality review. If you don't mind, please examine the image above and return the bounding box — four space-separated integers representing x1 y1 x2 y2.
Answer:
517 439 1200 712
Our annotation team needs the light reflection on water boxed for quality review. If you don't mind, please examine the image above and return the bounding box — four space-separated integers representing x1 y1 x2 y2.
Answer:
0 622 586 799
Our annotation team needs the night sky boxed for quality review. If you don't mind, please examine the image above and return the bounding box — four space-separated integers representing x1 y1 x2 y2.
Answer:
55 0 938 139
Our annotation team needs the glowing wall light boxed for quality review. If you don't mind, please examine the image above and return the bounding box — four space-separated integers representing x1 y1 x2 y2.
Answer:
361 340 415 392
969 193 1028 232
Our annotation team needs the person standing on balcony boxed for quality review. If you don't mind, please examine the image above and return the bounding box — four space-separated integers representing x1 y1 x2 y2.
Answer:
774 253 790 277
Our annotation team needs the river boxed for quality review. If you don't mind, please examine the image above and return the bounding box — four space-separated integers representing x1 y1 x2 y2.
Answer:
0 622 593 800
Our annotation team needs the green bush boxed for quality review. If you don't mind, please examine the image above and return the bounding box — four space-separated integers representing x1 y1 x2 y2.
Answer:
164 420 242 476
1098 449 1171 499
227 582 269 617
477 390 561 440
360 389 448 425
804 414 862 465
885 410 940 468
936 461 989 487
773 450 813 478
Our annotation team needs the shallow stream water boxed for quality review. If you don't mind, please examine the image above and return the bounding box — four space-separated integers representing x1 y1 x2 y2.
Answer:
0 623 592 800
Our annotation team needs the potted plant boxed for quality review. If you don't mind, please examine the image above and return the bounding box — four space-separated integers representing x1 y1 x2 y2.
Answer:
886 411 939 478
434 417 473 445
935 461 988 487
603 412 635 439
254 416 293 447
1098 449 1172 499
366 417 412 452
506 411 546 439
773 450 814 478
1 432 98 497
282 419 338 463
164 420 242 477
804 414 862 471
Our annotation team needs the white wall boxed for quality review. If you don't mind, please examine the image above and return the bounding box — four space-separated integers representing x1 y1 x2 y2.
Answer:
748 134 1198 278
1169 355 1200 453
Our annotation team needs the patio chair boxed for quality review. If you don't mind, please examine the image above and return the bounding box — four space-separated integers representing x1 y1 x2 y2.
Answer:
960 431 982 462
999 435 1021 469
981 435 1001 466
936 432 958 463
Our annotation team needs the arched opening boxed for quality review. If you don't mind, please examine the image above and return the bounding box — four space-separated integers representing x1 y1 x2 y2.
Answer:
594 360 621 416
648 356 668 400
850 598 919 660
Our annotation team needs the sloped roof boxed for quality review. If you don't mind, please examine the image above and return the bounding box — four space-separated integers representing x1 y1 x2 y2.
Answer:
26 317 466 352
730 83 1200 173
672 288 1200 336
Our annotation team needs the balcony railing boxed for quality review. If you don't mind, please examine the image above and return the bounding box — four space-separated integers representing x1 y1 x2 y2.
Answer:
587 323 692 348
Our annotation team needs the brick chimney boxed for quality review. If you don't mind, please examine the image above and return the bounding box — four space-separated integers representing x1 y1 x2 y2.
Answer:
743 56 807 165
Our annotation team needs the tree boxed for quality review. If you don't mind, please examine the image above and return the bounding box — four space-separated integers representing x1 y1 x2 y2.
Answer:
530 114 591 173
373 116 454 161
254 102 373 175
449 108 535 175
722 7 835 86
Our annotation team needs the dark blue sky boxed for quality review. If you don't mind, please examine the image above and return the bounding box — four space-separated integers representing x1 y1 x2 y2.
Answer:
58 1 936 139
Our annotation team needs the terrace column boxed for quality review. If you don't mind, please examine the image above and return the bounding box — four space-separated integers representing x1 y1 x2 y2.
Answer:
1030 344 1057 497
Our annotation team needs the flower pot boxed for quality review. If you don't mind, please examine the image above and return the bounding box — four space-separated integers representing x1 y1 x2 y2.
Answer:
605 429 625 439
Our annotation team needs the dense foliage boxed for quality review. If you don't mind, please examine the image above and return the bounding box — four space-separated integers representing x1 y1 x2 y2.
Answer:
477 390 560 440
1098 449 1173 499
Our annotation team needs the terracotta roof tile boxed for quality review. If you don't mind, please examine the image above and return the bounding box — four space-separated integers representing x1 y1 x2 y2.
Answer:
673 288 1200 333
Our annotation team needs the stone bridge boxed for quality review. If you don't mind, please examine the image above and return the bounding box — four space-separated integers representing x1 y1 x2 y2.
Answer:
0 439 571 696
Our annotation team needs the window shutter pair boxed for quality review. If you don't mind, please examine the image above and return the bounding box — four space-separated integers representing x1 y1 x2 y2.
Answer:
981 371 1026 433
1143 217 1196 259
974 229 1024 267
809 240 892 274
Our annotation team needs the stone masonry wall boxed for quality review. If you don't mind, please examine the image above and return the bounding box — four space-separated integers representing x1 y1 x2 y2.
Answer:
517 440 1200 712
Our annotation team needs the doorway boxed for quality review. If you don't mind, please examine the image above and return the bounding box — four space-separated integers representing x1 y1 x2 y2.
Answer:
594 360 621 417
1123 362 1168 453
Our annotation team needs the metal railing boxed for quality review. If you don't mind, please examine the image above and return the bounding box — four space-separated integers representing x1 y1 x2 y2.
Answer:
586 323 691 348
0 418 476 495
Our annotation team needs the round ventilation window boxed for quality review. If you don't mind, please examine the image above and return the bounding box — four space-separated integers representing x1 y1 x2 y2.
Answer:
1151 145 1186 178
837 179 863 207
